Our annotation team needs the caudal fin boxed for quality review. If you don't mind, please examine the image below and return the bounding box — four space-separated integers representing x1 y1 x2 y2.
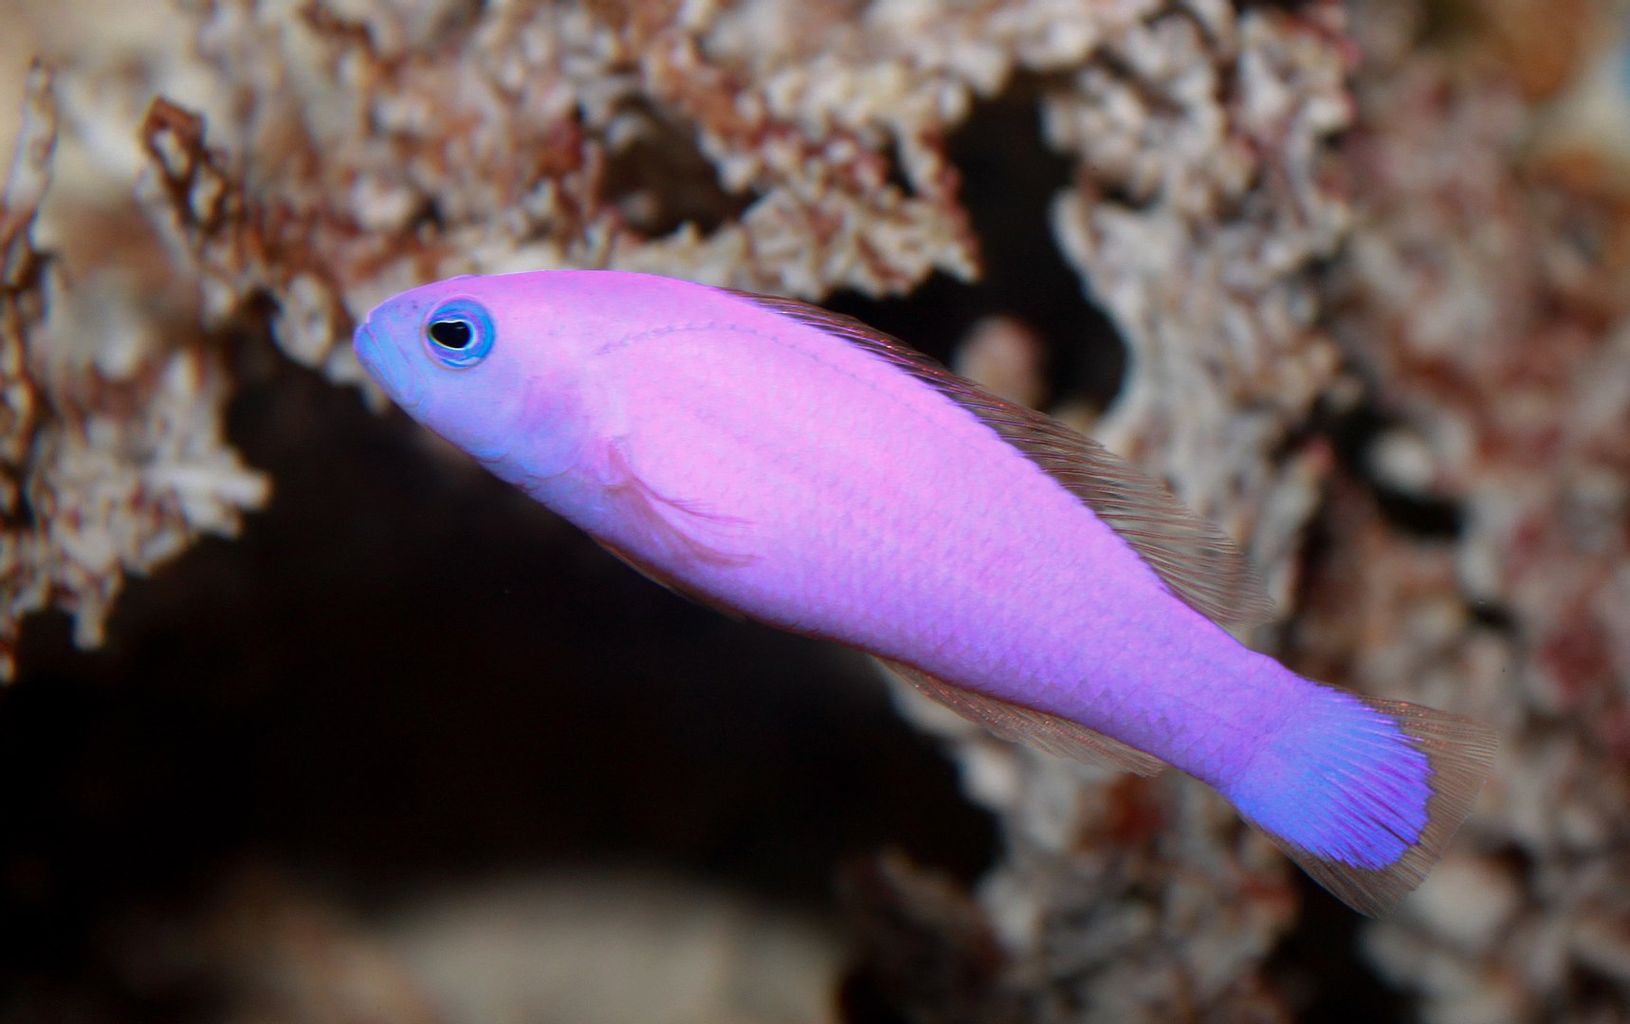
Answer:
1224 688 1497 916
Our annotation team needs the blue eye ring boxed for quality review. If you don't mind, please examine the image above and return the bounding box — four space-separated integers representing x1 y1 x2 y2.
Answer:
422 297 495 368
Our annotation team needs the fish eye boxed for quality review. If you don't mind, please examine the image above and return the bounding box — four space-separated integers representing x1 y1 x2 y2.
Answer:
423 298 495 368
429 319 472 349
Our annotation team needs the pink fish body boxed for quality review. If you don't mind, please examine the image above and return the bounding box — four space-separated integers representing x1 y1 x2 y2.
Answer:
355 270 1495 914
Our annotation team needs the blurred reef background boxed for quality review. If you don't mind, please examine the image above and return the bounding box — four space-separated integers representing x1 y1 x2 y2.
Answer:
2 0 1629 1021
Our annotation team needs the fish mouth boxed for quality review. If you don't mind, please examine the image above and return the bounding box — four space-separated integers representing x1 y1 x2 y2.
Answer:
354 323 426 411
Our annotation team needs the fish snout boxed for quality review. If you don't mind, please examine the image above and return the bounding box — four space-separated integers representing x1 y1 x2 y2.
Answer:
353 321 426 411
353 322 380 375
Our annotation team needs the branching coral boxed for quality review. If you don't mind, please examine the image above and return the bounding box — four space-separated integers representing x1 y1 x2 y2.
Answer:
870 5 1353 1021
3 0 1627 1019
135 0 1352 1018
138 0 996 384
1302 1 1630 1018
0 65 267 678
0 67 56 677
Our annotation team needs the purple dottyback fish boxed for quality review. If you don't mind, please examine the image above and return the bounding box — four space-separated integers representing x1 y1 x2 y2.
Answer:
355 270 1496 915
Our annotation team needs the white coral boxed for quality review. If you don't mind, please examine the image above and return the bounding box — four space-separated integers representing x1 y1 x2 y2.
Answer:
1 67 268 676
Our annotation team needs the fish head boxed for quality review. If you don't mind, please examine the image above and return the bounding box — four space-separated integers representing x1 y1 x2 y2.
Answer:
354 273 591 469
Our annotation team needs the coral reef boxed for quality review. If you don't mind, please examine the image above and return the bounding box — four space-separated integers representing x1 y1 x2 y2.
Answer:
1 65 267 678
136 0 995 386
97 865 836 1024
387 868 839 1024
126 15 1359 1013
883 4 1354 1020
2 0 1628 1021
1302 1 1630 1020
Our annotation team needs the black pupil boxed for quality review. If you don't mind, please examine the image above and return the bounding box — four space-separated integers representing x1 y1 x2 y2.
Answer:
429 318 474 349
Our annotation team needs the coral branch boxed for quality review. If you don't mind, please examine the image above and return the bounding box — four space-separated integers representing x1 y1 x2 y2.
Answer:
1 65 268 678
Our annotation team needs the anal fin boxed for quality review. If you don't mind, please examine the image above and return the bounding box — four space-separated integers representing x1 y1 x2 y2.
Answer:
593 538 746 621
876 657 1165 776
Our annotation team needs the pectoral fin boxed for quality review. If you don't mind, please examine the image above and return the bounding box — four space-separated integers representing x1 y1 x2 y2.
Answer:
599 441 756 570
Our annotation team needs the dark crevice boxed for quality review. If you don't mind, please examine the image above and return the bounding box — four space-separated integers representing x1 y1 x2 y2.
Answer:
407 195 444 236
0 330 997 1019
601 102 753 238
826 76 1128 414
1373 487 1464 539
1323 396 1465 540
1468 599 1517 633
879 135 919 198
1266 876 1419 1024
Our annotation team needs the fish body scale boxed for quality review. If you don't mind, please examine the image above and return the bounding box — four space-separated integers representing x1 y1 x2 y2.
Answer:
569 297 1297 788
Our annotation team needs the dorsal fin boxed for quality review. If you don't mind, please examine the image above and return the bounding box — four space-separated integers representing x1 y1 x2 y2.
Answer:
732 292 1276 631
875 657 1165 775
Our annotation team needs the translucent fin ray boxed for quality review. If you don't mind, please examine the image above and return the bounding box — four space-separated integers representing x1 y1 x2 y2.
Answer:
733 292 1275 630
876 657 1165 776
601 442 755 570
1258 696 1497 917
591 538 747 621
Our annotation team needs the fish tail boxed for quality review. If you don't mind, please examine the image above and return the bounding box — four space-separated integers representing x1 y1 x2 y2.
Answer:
1222 685 1496 916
